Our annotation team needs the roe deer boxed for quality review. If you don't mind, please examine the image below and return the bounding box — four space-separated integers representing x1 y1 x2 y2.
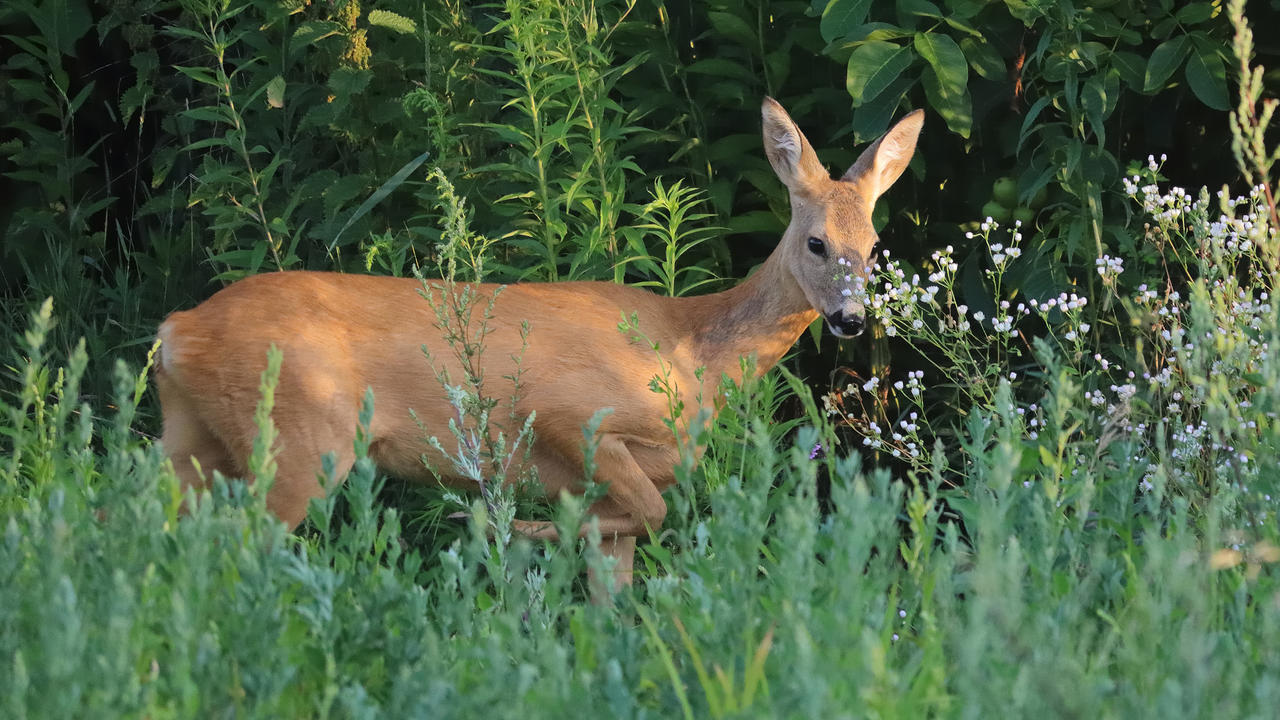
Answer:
155 97 923 591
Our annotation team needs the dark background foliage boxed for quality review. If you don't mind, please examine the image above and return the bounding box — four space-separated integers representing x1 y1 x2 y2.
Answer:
1 0 1276 423
4 4 1280 714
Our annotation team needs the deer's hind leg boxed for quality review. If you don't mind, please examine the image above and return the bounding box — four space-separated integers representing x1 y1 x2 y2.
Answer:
157 372 242 498
254 366 363 528
159 358 361 529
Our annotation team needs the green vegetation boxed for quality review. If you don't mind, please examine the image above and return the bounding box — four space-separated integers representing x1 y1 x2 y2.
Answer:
3 0 1280 716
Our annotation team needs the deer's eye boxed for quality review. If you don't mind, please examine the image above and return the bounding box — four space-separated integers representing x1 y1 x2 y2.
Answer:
807 237 827 257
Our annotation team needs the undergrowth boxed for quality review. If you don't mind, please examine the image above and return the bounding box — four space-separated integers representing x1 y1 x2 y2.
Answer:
3 0 1280 717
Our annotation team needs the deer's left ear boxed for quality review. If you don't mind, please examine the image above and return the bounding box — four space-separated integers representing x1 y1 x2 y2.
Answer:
841 110 924 200
762 97 830 193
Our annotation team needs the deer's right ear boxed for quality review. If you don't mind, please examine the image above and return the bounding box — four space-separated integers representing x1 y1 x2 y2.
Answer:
841 109 924 201
762 97 828 192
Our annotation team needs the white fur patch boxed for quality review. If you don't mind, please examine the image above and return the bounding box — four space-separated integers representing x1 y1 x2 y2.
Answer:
772 129 800 164
156 321 175 371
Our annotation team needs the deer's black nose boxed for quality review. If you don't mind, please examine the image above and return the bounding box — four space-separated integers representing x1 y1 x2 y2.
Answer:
826 311 864 338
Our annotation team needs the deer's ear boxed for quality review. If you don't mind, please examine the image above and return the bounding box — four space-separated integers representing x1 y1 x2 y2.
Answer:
841 110 924 200
762 97 829 192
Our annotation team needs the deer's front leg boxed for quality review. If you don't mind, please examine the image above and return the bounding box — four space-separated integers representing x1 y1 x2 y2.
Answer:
513 433 667 594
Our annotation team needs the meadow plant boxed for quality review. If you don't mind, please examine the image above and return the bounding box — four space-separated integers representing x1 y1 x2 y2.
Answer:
6 155 1280 719
411 170 538 553
5 2 1280 717
827 160 1276 502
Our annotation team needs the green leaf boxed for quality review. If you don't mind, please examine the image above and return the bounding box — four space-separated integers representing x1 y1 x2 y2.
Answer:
942 16 983 38
292 20 343 51
947 0 988 20
726 211 784 235
328 67 372 97
829 22 912 50
173 64 219 88
850 75 913 142
960 37 1004 80
1185 42 1229 111
65 81 95 116
821 0 873 43
329 150 431 251
1081 75 1109 144
1016 95 1052 153
898 0 942 23
119 84 150 126
266 75 285 109
922 69 972 137
846 41 913 105
706 11 756 48
915 32 967 87
17 0 92 57
1143 36 1189 93
1152 17 1179 40
1176 3 1215 24
367 9 417 35
180 106 233 126
685 58 757 84
915 32 970 137
1109 51 1146 90
323 174 368 219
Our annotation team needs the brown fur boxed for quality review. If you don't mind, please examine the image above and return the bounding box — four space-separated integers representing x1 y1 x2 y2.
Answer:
155 98 922 593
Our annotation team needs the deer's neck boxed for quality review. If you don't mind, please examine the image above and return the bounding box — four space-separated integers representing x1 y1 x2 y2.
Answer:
688 247 818 383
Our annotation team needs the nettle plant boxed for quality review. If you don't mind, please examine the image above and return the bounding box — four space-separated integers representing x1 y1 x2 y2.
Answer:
826 160 1277 512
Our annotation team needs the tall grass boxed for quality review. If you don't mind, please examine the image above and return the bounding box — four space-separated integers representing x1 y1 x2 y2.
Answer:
5 151 1280 717
3 1 1280 718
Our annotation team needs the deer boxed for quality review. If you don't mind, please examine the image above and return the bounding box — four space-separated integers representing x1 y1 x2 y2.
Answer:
155 97 923 594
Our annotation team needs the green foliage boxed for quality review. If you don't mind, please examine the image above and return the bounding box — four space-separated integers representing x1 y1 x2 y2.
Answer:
3 0 1280 714
620 180 721 297
7 212 1280 713
813 0 1260 350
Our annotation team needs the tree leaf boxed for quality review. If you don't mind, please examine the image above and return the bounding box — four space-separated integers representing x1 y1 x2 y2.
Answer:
915 32 967 88
328 67 372 98
846 41 913 105
821 0 873 43
942 16 983 38
266 75 285 109
1109 51 1146 90
915 33 970 137
706 11 756 48
1143 36 1189 94
180 106 233 126
1176 3 1215 24
1185 42 1229 111
292 20 343 51
897 0 942 24
960 36 1003 80
1081 75 1108 145
1016 95 1052 154
328 150 431 251
367 9 417 35
832 22 912 45
922 67 972 138
685 58 757 84
850 74 914 142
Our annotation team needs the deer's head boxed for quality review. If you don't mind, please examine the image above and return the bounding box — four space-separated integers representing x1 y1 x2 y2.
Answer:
762 97 923 338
